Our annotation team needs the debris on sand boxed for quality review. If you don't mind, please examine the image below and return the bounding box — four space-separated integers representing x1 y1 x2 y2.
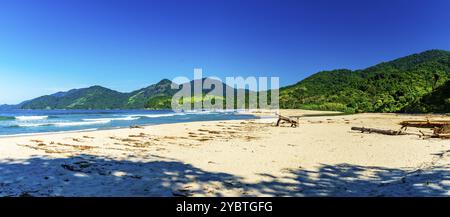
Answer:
276 115 298 128
61 164 82 172
352 120 450 139
129 125 144 129
61 161 93 172
399 120 450 128
351 127 420 136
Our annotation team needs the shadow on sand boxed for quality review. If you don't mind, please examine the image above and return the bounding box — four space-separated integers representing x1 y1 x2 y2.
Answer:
0 153 449 196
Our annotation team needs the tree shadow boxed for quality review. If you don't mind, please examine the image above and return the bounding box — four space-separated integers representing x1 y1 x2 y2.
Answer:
245 163 450 196
1 154 449 196
0 154 243 197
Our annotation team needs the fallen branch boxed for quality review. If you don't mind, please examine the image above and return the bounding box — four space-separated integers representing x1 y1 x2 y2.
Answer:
434 125 450 134
129 125 144 129
351 127 422 137
425 133 450 139
276 115 299 128
399 120 450 128
352 127 450 139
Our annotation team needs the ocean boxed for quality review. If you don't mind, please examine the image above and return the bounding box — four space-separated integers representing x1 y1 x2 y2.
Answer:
0 109 257 137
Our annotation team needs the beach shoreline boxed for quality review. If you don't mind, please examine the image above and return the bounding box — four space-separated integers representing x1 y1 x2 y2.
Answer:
1 110 450 196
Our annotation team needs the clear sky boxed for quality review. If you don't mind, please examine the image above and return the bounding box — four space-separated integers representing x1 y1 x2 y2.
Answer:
1 0 450 104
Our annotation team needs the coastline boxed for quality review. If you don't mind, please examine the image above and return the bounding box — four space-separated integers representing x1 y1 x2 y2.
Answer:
0 110 258 138
1 110 450 196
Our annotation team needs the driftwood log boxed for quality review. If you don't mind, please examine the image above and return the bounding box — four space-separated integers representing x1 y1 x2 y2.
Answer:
400 120 450 128
398 120 450 139
434 125 450 134
428 134 450 139
352 126 450 139
276 115 299 128
351 127 409 135
351 127 427 137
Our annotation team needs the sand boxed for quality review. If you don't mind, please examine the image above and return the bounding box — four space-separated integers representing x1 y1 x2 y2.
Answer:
0 110 449 197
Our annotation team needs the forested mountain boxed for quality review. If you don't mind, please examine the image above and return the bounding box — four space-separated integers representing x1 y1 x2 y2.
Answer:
126 79 178 109
11 49 450 113
18 79 241 110
21 86 129 109
279 49 450 113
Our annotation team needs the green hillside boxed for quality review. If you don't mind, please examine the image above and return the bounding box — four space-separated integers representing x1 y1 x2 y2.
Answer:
21 86 129 109
126 79 178 109
19 79 240 110
280 50 450 113
16 49 450 113
404 80 450 113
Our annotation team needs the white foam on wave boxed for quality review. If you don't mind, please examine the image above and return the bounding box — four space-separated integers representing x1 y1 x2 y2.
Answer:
129 113 185 118
215 109 237 113
15 119 110 127
17 123 52 127
53 120 111 127
184 110 217 115
82 116 140 122
15 116 48 121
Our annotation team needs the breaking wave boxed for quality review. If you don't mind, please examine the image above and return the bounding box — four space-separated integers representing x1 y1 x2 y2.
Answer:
15 115 49 121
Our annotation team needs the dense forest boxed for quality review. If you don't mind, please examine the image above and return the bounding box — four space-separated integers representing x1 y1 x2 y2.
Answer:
13 50 450 113
404 80 450 113
279 50 450 113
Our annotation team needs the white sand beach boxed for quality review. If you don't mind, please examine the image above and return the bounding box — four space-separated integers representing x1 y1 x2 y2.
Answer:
1 110 449 197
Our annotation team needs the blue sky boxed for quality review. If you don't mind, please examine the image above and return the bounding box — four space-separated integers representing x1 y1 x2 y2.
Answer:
1 0 450 104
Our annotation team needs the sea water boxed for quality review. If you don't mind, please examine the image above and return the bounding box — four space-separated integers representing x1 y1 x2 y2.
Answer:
0 109 256 136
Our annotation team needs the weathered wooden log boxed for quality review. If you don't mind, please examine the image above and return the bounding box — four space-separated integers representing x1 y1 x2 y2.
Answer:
276 115 299 127
351 127 426 137
352 126 450 139
439 134 450 139
434 125 450 134
399 120 450 128
427 133 450 139
351 127 408 135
